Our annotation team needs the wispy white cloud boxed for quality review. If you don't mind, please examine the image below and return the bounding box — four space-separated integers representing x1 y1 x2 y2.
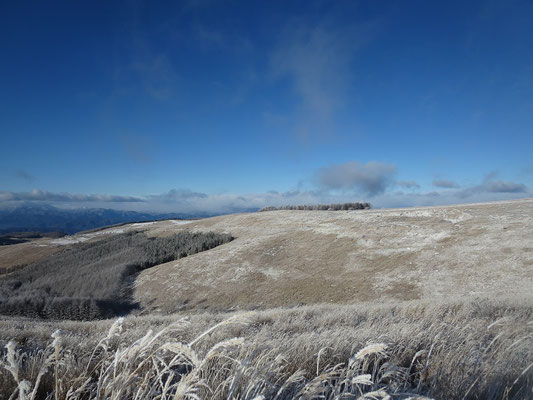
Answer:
110 9 180 103
397 180 420 189
271 24 345 119
118 133 156 164
14 169 34 182
131 54 177 101
269 16 378 144
433 179 460 188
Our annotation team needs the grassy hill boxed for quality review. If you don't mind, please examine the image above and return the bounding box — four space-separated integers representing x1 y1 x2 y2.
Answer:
131 198 533 313
0 199 532 399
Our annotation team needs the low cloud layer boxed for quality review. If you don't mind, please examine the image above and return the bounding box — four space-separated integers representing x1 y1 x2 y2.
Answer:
147 189 208 201
1 186 530 215
0 170 530 214
458 175 527 198
0 188 366 214
316 161 397 196
143 189 348 214
483 181 527 193
0 189 145 203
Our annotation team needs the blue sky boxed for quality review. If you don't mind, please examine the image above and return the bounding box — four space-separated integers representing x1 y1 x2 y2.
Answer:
1 0 532 213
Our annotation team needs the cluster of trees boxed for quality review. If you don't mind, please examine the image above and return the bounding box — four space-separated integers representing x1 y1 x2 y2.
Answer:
0 231 233 320
260 202 371 212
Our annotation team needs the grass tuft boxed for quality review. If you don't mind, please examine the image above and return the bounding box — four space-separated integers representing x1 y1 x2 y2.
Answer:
1 299 531 399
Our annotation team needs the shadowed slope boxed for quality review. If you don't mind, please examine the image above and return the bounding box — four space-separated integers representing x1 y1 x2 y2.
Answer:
0 231 233 319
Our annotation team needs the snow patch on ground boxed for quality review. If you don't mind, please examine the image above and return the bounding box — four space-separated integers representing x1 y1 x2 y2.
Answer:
93 229 125 235
170 220 192 225
131 222 156 227
51 236 91 245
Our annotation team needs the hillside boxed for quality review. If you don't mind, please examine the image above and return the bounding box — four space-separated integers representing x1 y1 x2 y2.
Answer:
4 199 531 314
3 198 532 314
132 198 533 312
1 199 532 399
0 231 233 319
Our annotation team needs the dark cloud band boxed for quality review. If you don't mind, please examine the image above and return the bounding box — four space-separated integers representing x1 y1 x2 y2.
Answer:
315 161 397 196
0 189 145 203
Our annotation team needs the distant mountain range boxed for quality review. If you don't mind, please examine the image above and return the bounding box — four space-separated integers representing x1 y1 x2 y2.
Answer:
0 204 218 234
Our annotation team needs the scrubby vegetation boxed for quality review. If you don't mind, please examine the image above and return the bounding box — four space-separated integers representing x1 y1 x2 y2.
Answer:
0 298 531 399
0 231 233 320
260 202 371 211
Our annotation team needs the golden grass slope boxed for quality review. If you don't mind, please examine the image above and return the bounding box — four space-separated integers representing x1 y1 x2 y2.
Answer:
0 239 63 271
131 199 533 313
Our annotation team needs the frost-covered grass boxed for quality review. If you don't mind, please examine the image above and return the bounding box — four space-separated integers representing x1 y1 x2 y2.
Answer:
1 298 531 399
